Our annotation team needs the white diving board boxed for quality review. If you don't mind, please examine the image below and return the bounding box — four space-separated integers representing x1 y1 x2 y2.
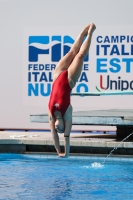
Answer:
71 91 133 96
30 109 133 125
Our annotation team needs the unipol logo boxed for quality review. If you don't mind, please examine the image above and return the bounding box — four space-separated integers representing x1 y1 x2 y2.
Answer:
28 35 89 62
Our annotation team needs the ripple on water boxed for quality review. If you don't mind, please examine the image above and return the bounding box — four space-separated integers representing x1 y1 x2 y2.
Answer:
91 162 104 169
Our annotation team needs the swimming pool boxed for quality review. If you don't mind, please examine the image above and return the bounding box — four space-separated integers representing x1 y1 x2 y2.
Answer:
0 154 133 200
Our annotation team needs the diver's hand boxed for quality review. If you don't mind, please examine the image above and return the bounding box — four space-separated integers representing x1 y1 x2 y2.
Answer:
58 153 68 158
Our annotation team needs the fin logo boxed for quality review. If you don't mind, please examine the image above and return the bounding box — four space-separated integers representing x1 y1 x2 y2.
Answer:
28 36 89 62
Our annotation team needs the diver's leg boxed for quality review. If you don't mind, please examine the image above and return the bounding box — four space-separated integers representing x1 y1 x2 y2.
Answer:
68 23 96 86
54 24 91 78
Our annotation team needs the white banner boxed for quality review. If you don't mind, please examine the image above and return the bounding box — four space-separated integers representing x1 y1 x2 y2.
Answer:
23 26 133 110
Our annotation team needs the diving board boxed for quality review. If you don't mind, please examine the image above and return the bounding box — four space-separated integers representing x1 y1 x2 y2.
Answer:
71 91 133 96
30 109 133 125
30 109 133 140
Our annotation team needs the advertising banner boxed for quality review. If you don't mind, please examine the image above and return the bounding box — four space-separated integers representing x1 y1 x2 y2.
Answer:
23 26 133 111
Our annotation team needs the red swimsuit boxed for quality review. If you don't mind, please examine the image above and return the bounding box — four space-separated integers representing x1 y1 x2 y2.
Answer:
48 70 72 117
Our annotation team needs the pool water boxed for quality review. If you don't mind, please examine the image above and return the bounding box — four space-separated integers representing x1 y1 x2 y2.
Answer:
0 154 133 200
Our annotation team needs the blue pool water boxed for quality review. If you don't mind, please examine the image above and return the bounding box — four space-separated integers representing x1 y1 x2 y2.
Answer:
0 154 133 200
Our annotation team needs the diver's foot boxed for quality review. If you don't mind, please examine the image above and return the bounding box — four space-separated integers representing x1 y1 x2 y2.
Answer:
88 23 96 35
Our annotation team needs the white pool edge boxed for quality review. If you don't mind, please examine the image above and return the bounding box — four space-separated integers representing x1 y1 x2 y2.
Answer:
0 153 133 162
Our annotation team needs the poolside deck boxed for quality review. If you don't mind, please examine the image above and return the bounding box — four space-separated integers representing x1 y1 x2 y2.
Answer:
0 130 133 155
0 110 132 155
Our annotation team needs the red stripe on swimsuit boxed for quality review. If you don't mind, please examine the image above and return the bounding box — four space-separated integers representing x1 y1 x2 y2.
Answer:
48 70 72 117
